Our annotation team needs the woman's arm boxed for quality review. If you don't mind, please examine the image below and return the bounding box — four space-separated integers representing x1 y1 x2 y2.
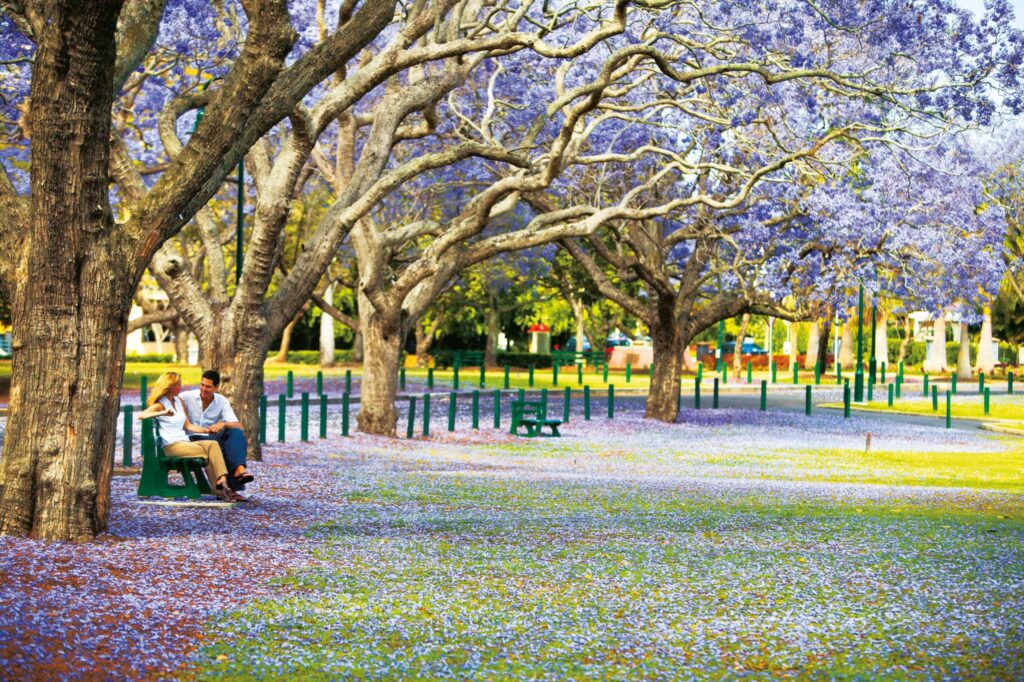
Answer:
137 402 168 420
181 399 211 434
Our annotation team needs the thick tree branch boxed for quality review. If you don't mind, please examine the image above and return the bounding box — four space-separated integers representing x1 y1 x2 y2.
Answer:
126 308 179 334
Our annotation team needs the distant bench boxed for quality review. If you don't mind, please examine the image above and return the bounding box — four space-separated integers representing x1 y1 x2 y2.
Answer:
510 400 562 438
435 350 486 369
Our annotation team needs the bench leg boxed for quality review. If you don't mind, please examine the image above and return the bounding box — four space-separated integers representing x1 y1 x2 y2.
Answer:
178 463 203 500
546 425 560 437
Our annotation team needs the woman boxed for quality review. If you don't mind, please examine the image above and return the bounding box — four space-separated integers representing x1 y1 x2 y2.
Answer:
138 372 244 502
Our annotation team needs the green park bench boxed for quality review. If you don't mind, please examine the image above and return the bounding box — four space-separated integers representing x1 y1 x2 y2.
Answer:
136 420 212 499
436 349 486 368
552 350 605 368
509 399 562 438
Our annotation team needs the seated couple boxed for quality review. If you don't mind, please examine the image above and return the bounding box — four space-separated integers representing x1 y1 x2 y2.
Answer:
138 370 255 503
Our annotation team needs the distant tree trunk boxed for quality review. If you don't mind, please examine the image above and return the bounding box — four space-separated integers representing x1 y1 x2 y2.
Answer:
274 308 304 362
804 319 820 370
923 313 946 373
873 312 888 367
485 295 501 367
415 315 443 367
0 0 126 540
956 321 973 380
839 316 855 369
733 313 750 373
319 283 335 367
975 307 994 374
646 296 682 422
788 321 799 368
173 323 189 364
896 314 913 366
817 312 832 371
352 330 363 363
357 302 402 436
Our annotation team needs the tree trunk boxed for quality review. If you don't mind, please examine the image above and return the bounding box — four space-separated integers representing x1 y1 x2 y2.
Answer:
839 317 855 370
357 308 402 436
975 307 994 374
0 0 126 541
645 297 682 422
804 319 820 370
352 330 364 363
415 320 437 367
788 322 799 368
274 314 300 363
733 313 750 373
896 314 912 366
817 313 832 372
956 321 973 380
319 283 335 367
485 304 500 367
923 313 946 373
873 312 888 367
173 323 190 364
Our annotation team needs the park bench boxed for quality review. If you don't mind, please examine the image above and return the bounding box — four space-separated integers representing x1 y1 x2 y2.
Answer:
436 349 486 369
136 421 212 499
552 350 605 368
509 399 562 438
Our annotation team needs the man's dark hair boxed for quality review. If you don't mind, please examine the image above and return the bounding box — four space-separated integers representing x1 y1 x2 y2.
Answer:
202 369 221 387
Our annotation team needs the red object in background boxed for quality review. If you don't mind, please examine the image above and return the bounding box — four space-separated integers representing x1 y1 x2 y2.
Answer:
528 323 550 333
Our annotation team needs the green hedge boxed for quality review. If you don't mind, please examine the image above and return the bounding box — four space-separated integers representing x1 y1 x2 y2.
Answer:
126 353 175 363
279 350 356 365
884 340 926 367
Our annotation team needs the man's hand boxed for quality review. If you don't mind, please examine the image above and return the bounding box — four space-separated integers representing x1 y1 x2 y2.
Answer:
208 422 224 434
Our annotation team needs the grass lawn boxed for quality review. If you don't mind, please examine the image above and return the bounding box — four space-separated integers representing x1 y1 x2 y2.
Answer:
853 394 1024 425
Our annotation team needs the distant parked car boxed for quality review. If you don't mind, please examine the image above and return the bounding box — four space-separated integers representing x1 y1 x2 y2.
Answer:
565 336 592 352
632 335 653 346
721 341 769 356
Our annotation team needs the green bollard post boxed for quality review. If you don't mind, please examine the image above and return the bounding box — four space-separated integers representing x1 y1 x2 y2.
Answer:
504 365 510 390
868 380 873 402
951 373 957 395
540 388 548 417
881 362 886 384
722 364 728 385
563 387 571 422
837 364 842 385
694 380 701 410
472 390 480 429
713 378 720 409
697 364 703 383
984 387 991 416
400 368 406 392
341 392 350 437
771 361 777 384
793 362 798 385
259 395 267 444
345 369 352 394
747 360 753 384
577 363 584 385
805 385 812 416
122 405 133 467
407 396 417 438
139 375 148 407
888 383 894 407
1009 371 1015 395
316 370 323 396
923 373 929 396
553 362 559 386
300 392 310 441
760 380 767 411
319 394 328 439
932 384 938 411
428 367 434 390
899 361 904 379
584 385 591 420
979 372 985 394
480 364 486 389
815 362 821 386
626 363 632 383
278 394 286 442
423 393 431 437
287 370 294 398
603 363 609 383
607 384 615 419
946 390 952 429
453 365 460 391
448 392 457 432
895 377 902 399
493 389 501 428
529 365 535 388
844 384 851 418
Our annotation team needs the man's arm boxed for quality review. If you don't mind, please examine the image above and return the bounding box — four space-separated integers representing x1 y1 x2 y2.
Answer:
209 395 243 433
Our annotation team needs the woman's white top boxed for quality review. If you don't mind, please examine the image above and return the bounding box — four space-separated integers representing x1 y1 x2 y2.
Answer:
154 396 190 446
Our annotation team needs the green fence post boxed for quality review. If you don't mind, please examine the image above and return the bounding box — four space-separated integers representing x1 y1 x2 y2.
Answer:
400 368 406 392
407 396 417 438
880 362 886 384
453 365 460 390
504 365 510 390
277 394 286 442
529 365 535 388
287 370 294 398
577 363 584 385
345 369 352 394
341 392 350 437
1009 371 1015 395
584 385 591 420
300 392 310 441
553 362 559 386
697 364 703 383
540 388 548 417
563 387 571 422
603 363 609 383
867 380 873 402
895 377 902 399
316 370 323 396
626 363 632 383
951 373 957 395
722 364 728 385
946 390 951 429
122 406 133 467
792 362 798 385
319 394 328 439
747 360 753 384
771 361 777 384
448 392 457 432
428 367 434 390
713 378 720 409
259 395 267 444
815 362 820 386
139 375 148 407
984 387 991 416
479 364 486 389
805 385 812 416
423 394 431 437
760 380 767 411
899 361 904 380
607 384 614 419
493 389 501 428
932 384 938 411
472 390 480 429
843 384 851 419
888 382 894 407
923 373 929 396
518 388 525 404
979 371 985 394
694 379 701 410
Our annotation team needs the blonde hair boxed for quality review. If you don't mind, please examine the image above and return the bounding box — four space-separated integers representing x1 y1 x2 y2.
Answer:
148 372 181 407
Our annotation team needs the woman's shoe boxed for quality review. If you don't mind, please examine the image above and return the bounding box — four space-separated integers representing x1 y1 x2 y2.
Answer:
214 484 236 502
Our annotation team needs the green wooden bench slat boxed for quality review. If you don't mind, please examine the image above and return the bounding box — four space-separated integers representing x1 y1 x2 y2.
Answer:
510 399 562 438
137 421 213 499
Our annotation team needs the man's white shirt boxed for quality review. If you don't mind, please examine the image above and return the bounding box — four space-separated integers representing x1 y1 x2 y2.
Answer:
179 389 239 429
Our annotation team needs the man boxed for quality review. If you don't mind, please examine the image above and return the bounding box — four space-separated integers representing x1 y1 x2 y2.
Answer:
180 370 254 496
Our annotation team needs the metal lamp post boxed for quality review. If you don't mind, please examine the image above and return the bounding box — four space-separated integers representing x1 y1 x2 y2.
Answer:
717 319 725 372
854 283 865 402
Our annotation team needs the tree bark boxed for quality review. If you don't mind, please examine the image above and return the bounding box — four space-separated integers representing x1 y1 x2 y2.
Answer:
319 283 335 367
873 312 888 367
173 323 189 364
788 321 799 368
975 307 994 374
839 317 855 369
485 302 501 367
352 331 364 363
804 319 820 370
817 312 832 372
923 313 946 373
645 296 682 422
0 0 126 540
357 307 402 436
956 321 973 380
274 312 302 363
896 314 912 366
733 313 750 373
